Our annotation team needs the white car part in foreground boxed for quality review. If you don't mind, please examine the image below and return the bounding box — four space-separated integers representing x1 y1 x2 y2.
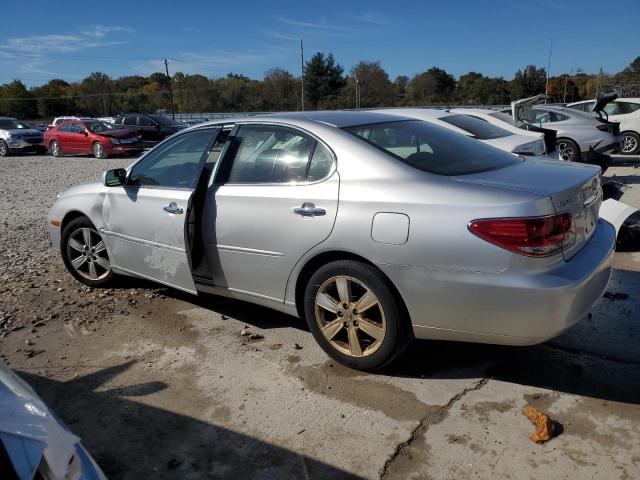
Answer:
0 364 106 480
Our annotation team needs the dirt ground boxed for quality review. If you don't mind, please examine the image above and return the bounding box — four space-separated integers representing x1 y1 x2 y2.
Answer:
1 154 639 479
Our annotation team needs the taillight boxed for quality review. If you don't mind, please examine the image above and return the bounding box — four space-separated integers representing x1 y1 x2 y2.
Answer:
469 213 576 257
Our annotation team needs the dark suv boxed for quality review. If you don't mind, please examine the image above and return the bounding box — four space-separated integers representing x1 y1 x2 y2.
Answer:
112 114 187 146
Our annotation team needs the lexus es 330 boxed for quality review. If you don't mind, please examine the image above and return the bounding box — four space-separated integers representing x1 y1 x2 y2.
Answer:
47 111 614 370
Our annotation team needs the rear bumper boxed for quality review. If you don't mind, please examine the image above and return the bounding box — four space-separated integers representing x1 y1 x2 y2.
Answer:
382 219 615 345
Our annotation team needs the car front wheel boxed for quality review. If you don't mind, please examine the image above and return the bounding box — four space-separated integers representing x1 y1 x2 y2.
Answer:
93 142 108 159
304 260 412 371
0 140 10 157
61 217 113 287
622 132 640 155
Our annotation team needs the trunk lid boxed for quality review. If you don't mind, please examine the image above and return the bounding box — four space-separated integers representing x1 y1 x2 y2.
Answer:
551 173 601 259
453 158 602 259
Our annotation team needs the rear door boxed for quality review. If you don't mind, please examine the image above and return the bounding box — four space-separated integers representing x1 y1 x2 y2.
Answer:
202 123 338 301
102 127 222 293
56 123 75 151
138 116 160 144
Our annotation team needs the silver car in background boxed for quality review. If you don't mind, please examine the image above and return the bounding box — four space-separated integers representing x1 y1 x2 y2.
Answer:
0 117 46 156
370 107 550 157
450 108 559 159
46 111 614 370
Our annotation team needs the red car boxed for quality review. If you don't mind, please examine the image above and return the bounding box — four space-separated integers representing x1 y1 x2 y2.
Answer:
44 120 143 159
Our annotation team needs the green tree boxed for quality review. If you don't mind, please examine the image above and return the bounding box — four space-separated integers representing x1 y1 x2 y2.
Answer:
77 72 115 116
510 65 546 99
303 52 345 109
407 67 456 105
0 80 38 118
32 79 75 118
347 61 394 108
262 68 300 111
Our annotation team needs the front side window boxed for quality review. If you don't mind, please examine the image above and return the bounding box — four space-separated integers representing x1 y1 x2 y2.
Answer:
440 114 512 139
226 125 316 184
344 120 521 176
69 123 84 133
531 110 567 123
128 129 216 188
139 116 155 127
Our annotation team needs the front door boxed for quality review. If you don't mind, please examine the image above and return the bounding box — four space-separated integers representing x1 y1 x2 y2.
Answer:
102 127 221 293
202 123 338 302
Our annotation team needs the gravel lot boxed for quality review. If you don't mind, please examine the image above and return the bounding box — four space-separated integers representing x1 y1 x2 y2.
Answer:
1 154 639 479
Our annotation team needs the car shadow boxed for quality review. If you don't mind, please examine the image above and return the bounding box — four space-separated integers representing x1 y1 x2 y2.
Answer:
19 364 361 480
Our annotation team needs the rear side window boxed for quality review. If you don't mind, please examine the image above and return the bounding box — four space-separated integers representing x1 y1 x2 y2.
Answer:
58 123 73 132
440 114 512 139
226 125 317 184
123 116 137 126
344 120 521 176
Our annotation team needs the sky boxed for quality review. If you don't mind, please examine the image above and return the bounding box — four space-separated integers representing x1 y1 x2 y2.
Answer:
0 0 638 87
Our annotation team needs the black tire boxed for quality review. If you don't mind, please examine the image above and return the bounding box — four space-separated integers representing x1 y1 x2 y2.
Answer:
303 260 412 371
0 140 10 157
557 138 580 162
50 140 61 157
93 142 108 159
621 131 640 155
61 216 114 287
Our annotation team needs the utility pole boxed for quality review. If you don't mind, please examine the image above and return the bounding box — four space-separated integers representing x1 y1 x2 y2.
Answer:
563 74 568 103
545 38 552 95
355 70 359 108
300 40 304 111
164 58 175 120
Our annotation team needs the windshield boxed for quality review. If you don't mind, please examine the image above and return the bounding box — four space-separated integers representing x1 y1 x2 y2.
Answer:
440 114 512 139
86 121 117 133
0 119 28 130
344 120 522 176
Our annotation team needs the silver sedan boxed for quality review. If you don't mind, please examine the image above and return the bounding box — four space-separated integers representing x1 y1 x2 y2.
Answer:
47 111 615 370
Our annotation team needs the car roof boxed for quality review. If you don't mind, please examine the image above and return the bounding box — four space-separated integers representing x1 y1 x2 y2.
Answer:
568 97 640 105
199 110 412 129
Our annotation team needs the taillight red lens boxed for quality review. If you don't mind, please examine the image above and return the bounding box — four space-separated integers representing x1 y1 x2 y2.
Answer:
469 213 576 257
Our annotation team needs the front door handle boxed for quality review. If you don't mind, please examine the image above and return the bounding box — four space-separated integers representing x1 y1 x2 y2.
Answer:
293 202 326 217
163 202 184 214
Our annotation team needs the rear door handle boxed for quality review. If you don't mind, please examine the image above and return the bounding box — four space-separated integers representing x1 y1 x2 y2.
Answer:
293 202 326 217
163 202 184 214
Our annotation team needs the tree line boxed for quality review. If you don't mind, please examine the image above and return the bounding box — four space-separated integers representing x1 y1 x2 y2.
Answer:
1 53 638 120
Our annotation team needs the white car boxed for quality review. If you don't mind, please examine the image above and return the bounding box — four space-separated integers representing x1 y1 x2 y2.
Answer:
49 116 93 129
370 108 550 158
567 98 640 154
450 107 558 159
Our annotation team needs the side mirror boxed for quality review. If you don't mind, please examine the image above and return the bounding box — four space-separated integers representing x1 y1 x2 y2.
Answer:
103 168 127 187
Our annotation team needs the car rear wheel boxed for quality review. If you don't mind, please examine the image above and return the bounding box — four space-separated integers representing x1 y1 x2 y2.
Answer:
621 131 640 155
93 142 108 159
61 217 113 287
50 141 61 157
557 138 580 161
304 260 412 371
0 140 10 157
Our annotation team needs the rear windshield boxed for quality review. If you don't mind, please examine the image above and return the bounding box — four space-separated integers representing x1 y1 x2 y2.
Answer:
344 120 522 176
440 114 512 139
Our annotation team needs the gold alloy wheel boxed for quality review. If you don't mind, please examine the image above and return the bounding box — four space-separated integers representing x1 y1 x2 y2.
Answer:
314 275 387 357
